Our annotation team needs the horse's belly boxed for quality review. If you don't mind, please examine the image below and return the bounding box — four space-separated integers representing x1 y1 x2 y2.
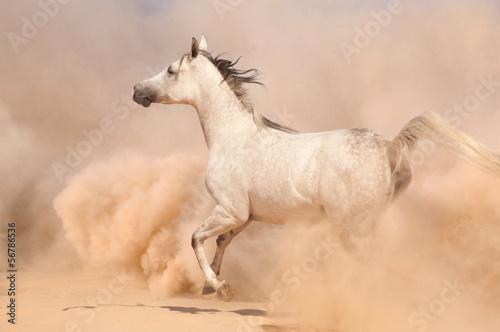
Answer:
249 193 325 225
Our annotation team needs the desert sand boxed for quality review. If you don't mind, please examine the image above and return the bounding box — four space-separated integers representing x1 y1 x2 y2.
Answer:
0 270 286 332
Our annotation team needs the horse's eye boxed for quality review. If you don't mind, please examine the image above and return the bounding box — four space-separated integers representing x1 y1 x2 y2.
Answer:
167 67 174 75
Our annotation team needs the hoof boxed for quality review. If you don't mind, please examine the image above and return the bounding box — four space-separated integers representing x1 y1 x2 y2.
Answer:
202 283 216 295
216 282 234 302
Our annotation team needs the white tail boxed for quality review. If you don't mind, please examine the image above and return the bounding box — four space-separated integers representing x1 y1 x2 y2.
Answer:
389 112 500 177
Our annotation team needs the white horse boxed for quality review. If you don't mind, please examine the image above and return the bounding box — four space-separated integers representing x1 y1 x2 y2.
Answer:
133 35 500 301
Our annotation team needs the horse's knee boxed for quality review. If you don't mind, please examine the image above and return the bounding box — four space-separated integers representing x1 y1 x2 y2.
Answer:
191 232 202 249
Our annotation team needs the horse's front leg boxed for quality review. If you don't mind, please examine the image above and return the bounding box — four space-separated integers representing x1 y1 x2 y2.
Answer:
191 205 247 302
202 221 252 295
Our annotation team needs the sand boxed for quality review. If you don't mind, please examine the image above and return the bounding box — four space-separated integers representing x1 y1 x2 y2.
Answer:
0 270 288 332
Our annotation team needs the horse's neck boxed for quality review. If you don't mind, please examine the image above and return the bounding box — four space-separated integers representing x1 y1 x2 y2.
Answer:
194 83 257 150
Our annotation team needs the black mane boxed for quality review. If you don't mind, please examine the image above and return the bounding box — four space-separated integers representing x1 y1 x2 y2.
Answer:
200 50 296 134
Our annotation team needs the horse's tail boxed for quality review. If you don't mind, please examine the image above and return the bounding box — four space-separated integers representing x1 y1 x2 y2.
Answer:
387 111 500 196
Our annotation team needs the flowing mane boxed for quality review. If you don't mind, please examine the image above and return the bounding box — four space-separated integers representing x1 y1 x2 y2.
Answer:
200 50 297 134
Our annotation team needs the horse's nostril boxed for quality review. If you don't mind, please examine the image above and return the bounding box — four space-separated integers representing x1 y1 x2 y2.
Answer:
133 84 144 98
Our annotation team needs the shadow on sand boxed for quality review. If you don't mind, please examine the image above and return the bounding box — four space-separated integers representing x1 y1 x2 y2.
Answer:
62 304 267 317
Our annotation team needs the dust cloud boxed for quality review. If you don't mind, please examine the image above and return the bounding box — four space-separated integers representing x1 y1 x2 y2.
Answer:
1 0 500 331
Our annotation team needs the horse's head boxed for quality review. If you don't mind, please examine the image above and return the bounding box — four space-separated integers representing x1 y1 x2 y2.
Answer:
133 34 210 108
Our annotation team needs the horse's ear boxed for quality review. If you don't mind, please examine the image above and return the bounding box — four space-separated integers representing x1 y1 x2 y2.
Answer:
199 34 208 51
190 37 199 59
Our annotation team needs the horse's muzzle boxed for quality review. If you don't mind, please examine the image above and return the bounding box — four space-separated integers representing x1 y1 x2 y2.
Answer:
133 94 152 108
133 84 155 108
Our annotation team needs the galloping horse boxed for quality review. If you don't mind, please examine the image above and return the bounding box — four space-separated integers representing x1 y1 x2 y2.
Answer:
133 35 500 301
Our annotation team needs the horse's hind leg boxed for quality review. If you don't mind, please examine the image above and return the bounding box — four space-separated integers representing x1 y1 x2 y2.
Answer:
324 203 383 260
202 221 252 295
338 230 374 261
